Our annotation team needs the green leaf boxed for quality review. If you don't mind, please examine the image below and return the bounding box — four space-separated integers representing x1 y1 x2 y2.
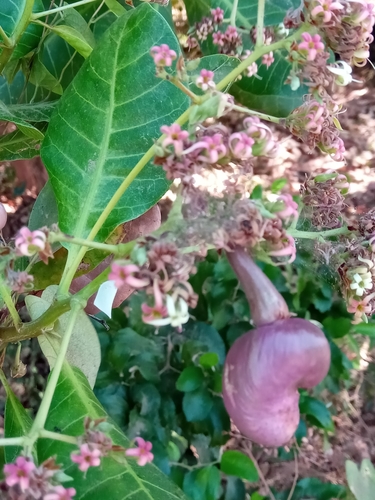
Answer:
275 477 347 500
183 466 221 500
188 54 239 95
0 127 44 161
183 321 226 365
323 317 351 339
184 0 211 24
38 362 188 500
61 7 96 48
28 55 64 95
49 25 94 58
28 180 59 230
182 388 213 421
95 383 128 426
105 0 126 16
10 0 45 60
0 370 33 463
131 383 161 416
353 322 375 336
176 366 204 392
271 178 288 193
221 450 259 482
346 459 375 500
230 51 306 117
0 100 53 140
215 0 300 29
41 4 189 243
225 477 246 500
299 396 333 431
199 352 219 368
25 286 101 388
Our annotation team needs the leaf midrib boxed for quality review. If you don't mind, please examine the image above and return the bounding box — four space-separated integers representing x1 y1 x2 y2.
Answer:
70 20 124 241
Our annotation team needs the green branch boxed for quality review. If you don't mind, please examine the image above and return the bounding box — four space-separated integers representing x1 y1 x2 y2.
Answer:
50 233 135 255
0 0 36 74
31 0 99 20
230 0 239 26
39 429 78 445
27 304 82 448
256 0 266 47
289 226 351 240
0 280 21 328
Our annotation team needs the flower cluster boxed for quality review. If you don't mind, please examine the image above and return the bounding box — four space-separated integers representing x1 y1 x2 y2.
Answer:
1 456 76 500
288 98 345 161
306 0 374 67
214 198 297 264
155 115 278 192
300 171 349 229
109 240 197 329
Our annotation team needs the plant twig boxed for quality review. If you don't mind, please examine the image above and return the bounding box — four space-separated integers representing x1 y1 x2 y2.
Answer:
289 226 351 241
230 0 239 26
246 445 276 500
26 304 82 450
287 449 299 500
0 437 24 446
31 0 99 19
256 0 266 47
0 281 21 329
231 104 282 124
39 429 78 445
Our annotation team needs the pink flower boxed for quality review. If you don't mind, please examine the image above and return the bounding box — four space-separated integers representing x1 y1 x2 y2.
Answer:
186 36 198 50
269 235 296 263
198 134 227 163
108 262 149 289
150 44 177 67
195 69 216 91
15 227 46 256
347 293 375 324
125 437 154 466
71 443 101 472
330 137 346 161
211 7 224 23
212 32 225 46
305 103 326 134
298 32 325 61
161 123 189 156
310 0 344 24
44 485 76 500
262 51 274 68
8 270 34 293
229 132 254 159
224 26 239 43
4 456 36 491
141 280 168 324
276 194 298 220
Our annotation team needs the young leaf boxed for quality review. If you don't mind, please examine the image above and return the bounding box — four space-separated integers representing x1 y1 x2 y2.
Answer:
0 101 51 140
10 0 45 60
221 450 259 482
105 0 127 16
37 362 188 500
0 128 44 161
49 25 94 59
230 51 306 118
176 366 204 392
25 286 101 388
28 55 64 95
41 4 189 243
0 370 33 463
346 459 375 500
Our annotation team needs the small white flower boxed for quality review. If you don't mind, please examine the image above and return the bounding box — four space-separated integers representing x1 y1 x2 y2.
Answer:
327 61 354 86
350 272 373 296
142 295 189 329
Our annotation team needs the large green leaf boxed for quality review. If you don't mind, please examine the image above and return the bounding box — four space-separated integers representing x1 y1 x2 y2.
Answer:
38 362 187 500
0 0 27 38
230 50 306 117
216 0 300 28
346 459 375 500
185 0 300 27
0 370 34 463
41 4 189 243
